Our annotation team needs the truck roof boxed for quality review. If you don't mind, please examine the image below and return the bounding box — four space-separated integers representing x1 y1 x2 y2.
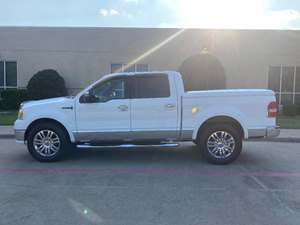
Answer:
104 70 179 77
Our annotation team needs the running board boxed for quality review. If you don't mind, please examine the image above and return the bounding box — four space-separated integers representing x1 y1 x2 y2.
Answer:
76 143 180 149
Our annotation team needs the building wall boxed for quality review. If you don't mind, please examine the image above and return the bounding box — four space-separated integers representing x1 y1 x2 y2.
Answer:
1 27 300 94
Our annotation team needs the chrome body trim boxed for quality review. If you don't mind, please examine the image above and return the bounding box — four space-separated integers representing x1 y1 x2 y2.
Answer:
248 128 266 138
248 126 280 138
14 129 25 142
73 130 194 142
131 130 178 140
77 143 180 149
73 131 130 142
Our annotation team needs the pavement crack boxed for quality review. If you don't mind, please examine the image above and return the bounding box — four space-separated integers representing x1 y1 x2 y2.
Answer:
240 165 297 215
272 193 296 215
249 174 269 191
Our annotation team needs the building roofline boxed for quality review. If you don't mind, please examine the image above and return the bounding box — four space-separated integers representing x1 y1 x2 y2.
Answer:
0 25 299 32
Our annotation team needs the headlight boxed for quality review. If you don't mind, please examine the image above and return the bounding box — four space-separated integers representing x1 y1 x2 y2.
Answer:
18 110 24 120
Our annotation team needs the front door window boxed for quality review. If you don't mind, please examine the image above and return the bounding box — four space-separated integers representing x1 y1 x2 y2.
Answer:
90 78 126 102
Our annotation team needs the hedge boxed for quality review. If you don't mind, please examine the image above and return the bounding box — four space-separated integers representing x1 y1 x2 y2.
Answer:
0 89 28 110
27 69 67 100
283 104 298 116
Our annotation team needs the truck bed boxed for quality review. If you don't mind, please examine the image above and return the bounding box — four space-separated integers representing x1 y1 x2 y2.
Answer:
181 89 276 139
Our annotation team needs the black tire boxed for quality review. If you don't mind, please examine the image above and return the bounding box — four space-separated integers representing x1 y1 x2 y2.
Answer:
27 122 71 162
196 123 242 165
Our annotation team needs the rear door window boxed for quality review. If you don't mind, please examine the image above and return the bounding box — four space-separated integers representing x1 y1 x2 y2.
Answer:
133 74 170 98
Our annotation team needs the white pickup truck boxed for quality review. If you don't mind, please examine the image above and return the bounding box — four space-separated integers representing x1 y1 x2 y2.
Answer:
14 71 279 164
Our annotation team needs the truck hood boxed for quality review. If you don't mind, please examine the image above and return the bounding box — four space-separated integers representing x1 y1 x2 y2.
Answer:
21 96 75 109
185 89 275 97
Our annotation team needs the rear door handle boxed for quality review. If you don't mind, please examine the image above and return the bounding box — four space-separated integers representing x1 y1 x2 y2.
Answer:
118 105 128 111
165 104 176 109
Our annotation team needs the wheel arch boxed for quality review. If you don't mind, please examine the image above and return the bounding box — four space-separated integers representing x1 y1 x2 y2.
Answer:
193 115 246 141
24 118 75 142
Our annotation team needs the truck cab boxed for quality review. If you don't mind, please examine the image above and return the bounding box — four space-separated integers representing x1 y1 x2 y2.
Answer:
75 71 181 143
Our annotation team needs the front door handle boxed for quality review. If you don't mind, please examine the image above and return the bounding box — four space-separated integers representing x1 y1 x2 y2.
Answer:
118 105 128 111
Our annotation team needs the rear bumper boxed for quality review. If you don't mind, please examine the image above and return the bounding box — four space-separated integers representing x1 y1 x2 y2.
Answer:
14 129 25 143
266 126 280 137
248 126 280 138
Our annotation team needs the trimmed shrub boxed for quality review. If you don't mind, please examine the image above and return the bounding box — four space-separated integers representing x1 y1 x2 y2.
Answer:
0 89 28 110
297 105 300 115
27 69 67 100
179 53 226 91
283 104 298 116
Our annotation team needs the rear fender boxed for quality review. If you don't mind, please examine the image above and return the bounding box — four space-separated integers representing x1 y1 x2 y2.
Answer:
192 109 248 140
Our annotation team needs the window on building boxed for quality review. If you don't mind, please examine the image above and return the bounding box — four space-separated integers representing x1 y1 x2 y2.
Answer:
296 67 300 104
136 64 149 72
133 74 170 99
0 62 4 87
111 64 122 73
0 61 17 88
268 65 299 105
111 63 149 73
282 66 294 92
268 66 280 92
6 62 17 87
124 64 135 72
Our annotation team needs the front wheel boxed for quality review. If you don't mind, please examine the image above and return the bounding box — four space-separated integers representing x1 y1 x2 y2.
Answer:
197 124 242 164
27 122 71 162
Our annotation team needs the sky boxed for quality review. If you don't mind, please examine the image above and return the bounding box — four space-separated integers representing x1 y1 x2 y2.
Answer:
0 0 300 29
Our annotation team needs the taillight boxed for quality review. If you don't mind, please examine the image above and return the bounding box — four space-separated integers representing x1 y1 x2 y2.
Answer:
267 101 278 118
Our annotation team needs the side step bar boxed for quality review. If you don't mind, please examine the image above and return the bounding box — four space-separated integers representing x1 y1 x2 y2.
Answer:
76 143 180 149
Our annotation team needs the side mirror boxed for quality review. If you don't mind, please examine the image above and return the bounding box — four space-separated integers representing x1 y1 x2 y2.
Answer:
79 92 98 103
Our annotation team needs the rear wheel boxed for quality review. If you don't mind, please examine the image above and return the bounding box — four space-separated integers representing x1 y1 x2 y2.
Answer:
197 124 242 164
27 122 71 162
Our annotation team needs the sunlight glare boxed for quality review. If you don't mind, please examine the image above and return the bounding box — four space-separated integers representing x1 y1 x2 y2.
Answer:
173 0 270 29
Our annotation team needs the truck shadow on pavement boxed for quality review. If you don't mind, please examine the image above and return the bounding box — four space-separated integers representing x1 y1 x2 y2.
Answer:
7 141 293 179
11 142 269 169
65 144 260 167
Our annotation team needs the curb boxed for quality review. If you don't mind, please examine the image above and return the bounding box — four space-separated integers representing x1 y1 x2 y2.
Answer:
0 134 15 139
0 134 300 143
246 138 300 143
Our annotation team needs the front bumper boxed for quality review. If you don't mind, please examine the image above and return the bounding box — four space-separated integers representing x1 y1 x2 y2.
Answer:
248 126 280 138
14 129 25 143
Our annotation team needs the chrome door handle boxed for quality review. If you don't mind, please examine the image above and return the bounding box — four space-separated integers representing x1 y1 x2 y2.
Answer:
118 105 128 111
165 104 175 109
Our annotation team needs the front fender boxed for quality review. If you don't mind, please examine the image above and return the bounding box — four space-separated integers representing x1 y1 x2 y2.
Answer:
22 113 76 143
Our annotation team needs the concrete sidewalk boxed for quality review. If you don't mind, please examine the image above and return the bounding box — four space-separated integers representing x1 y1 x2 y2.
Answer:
0 125 299 142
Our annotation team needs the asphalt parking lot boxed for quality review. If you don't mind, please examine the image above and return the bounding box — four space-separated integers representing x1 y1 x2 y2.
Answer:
1 138 300 225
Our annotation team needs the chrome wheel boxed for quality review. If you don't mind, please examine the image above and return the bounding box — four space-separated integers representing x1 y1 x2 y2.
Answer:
206 131 235 159
33 130 61 157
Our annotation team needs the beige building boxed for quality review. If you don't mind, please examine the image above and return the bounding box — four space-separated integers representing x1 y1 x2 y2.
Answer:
0 26 299 104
